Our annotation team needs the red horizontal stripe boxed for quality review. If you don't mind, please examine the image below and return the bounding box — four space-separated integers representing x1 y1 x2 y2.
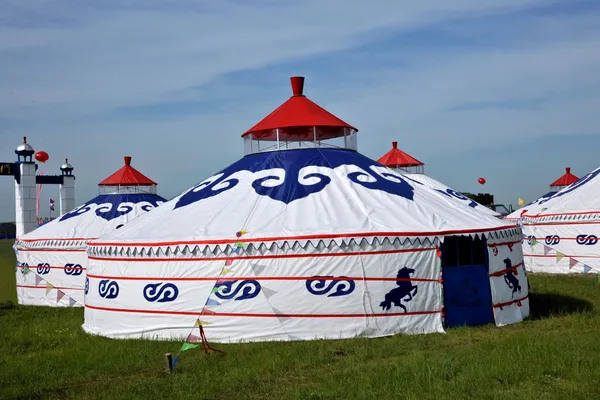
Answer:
85 304 441 318
522 211 600 219
489 262 524 277
493 295 529 309
17 285 84 291
88 247 436 262
20 265 85 271
86 273 441 282
523 253 600 259
87 225 519 247
488 239 521 248
16 249 86 252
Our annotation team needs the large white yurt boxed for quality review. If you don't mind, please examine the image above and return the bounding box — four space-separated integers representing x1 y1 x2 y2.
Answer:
377 142 501 218
505 167 600 274
83 77 529 343
14 156 166 306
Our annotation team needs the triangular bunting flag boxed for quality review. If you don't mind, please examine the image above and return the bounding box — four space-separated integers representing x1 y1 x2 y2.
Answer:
195 319 213 326
35 275 43 286
272 308 290 323
251 264 268 276
211 287 220 294
45 282 54 295
200 309 216 315
186 333 201 343
231 247 241 254
23 266 31 275
221 267 232 274
530 237 538 247
69 298 77 307
583 265 592 274
180 342 199 352
262 287 278 299
569 258 578 269
57 290 65 303
234 241 248 249
172 355 179 367
556 252 564 262
543 245 551 256
224 259 234 266
205 298 221 306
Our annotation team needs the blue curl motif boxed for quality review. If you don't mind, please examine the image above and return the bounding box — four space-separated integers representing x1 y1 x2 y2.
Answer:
175 173 240 209
214 280 261 301
20 262 29 274
173 149 415 208
85 277 89 295
64 263 83 276
37 263 50 275
305 276 356 297
59 193 165 222
143 282 179 303
98 280 119 299
435 188 478 208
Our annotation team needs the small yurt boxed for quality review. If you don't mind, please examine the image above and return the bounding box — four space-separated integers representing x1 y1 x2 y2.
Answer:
506 167 600 274
14 156 166 306
506 167 580 216
378 142 501 218
83 77 529 342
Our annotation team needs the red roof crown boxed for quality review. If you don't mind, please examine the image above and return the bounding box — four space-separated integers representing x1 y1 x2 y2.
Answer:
550 167 579 187
98 156 157 186
242 76 357 141
377 141 424 168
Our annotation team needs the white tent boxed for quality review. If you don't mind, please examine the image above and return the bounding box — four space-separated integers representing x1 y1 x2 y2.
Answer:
14 157 165 306
506 167 600 274
83 77 529 342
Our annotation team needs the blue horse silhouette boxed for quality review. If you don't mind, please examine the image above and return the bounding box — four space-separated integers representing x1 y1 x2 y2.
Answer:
380 267 418 312
503 258 521 298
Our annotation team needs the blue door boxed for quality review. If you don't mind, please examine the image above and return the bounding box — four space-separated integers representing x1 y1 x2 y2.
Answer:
442 236 494 328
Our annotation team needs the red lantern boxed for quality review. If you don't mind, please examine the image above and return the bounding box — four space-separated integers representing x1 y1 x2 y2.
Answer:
478 177 486 185
35 151 49 163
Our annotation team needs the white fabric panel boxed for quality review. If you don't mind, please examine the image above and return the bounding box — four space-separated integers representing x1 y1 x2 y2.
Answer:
83 248 444 342
15 250 87 306
488 234 530 326
521 223 600 274
95 165 514 247
403 173 501 217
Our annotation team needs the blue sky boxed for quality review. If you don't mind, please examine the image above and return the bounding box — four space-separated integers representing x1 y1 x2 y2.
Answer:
1 0 600 220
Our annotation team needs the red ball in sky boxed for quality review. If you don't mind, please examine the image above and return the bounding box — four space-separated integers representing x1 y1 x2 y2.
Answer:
35 151 49 163
478 177 486 185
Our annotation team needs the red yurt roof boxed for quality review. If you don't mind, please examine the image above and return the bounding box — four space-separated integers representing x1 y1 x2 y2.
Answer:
98 156 157 186
549 167 579 187
242 76 357 141
377 142 424 168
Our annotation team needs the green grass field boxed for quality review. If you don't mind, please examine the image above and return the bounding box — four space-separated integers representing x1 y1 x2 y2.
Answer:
1 239 599 399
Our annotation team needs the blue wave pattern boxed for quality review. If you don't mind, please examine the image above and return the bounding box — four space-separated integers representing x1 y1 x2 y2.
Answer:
59 193 166 222
214 280 261 301
64 263 83 276
143 283 179 302
175 148 415 208
37 263 50 275
305 276 356 297
85 277 89 295
98 280 119 299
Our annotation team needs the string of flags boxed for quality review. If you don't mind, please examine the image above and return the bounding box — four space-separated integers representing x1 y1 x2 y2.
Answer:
527 235 596 277
15 251 82 307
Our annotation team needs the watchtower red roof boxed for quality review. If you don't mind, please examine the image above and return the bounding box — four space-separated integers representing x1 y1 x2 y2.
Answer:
242 76 357 141
98 156 157 186
377 142 424 168
550 167 579 187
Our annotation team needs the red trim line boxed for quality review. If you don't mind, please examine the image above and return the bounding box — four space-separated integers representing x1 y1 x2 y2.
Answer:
522 211 600 219
17 237 94 242
493 295 528 309
86 273 441 282
87 226 519 247
87 247 436 262
20 265 85 271
489 262 524 277
523 221 600 226
84 304 441 318
488 239 520 248
523 253 600 259
17 285 84 291
16 249 86 253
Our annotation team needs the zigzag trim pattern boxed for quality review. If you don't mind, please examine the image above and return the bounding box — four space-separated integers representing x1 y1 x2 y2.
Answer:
85 228 521 260
522 213 600 224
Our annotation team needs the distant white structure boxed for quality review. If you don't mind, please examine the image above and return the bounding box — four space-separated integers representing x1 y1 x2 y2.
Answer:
59 159 76 216
14 138 37 237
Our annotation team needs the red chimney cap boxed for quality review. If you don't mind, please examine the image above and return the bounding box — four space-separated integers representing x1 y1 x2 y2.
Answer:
392 141 398 149
290 76 305 96
566 167 571 173
124 156 132 166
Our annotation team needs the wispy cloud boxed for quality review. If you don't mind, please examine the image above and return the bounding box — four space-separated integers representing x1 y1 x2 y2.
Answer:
1 0 599 218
